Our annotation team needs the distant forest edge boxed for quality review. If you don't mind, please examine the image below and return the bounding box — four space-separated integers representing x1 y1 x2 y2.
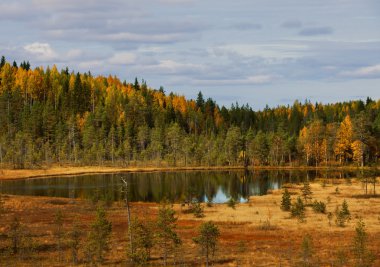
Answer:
0 56 379 169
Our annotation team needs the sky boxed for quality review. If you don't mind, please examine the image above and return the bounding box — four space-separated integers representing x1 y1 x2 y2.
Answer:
1 0 380 110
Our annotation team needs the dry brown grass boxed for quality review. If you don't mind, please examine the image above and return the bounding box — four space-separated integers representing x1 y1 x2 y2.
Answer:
0 180 379 266
0 165 245 180
1 164 377 181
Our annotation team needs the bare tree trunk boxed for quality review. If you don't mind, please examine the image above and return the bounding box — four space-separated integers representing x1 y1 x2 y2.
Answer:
361 150 364 168
206 245 209 267
374 178 376 196
121 178 133 256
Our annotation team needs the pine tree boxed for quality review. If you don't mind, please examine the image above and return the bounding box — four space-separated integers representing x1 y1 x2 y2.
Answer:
281 188 291 211
193 221 220 267
301 234 313 266
335 200 351 227
67 222 81 265
54 209 64 262
352 219 375 267
86 206 112 263
291 197 305 222
301 181 312 203
0 56 5 69
128 217 153 264
341 199 350 218
9 216 22 254
156 201 181 266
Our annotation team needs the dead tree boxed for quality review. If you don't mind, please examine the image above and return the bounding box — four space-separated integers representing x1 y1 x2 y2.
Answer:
121 177 133 256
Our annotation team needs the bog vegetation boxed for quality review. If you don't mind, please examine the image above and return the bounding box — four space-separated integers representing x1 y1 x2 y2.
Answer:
0 56 380 168
0 177 379 266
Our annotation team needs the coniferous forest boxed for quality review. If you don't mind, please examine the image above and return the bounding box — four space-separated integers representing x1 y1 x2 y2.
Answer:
1 56 380 169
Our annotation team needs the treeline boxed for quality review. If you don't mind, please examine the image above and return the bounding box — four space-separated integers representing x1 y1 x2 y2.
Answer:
0 56 380 168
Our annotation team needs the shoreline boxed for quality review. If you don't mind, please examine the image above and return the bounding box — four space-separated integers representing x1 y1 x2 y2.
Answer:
0 164 378 181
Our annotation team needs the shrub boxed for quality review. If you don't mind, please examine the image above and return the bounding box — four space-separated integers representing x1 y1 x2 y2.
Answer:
226 198 236 209
182 199 204 218
291 197 305 222
312 200 326 214
258 218 277 231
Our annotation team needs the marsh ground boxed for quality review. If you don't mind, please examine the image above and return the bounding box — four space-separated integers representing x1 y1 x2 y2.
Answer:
0 178 379 266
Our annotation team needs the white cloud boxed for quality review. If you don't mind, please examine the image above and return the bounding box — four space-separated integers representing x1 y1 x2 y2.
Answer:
247 75 274 84
146 60 204 74
23 42 57 60
213 43 309 60
159 0 195 4
108 52 137 65
78 60 102 70
190 74 276 87
66 49 83 59
0 3 28 19
340 64 380 78
96 32 189 43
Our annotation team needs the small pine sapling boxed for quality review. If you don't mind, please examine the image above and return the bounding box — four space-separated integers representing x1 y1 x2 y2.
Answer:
281 188 291 211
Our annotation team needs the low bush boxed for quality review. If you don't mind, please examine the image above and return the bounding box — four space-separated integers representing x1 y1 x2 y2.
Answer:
312 200 326 214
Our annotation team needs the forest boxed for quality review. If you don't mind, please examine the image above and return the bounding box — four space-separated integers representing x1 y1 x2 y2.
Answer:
1 56 380 169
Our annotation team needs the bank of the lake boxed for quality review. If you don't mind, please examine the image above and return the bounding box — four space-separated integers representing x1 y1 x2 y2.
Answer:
0 164 378 181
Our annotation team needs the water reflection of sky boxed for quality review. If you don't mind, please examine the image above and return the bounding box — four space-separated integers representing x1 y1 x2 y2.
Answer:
206 187 248 203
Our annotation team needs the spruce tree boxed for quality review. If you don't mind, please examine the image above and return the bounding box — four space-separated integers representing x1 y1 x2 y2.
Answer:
281 188 291 211
0 56 5 69
196 91 205 111
301 181 312 203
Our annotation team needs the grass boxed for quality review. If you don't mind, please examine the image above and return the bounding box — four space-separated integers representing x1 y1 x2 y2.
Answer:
0 165 246 180
1 163 378 181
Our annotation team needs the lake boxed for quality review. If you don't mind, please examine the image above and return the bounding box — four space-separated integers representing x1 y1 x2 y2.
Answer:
0 169 378 203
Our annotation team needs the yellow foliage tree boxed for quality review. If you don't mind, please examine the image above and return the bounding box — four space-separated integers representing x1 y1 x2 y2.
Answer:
334 115 353 164
352 140 366 166
298 120 326 166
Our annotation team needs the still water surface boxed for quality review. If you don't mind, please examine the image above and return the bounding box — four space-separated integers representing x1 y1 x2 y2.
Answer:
0 170 377 203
